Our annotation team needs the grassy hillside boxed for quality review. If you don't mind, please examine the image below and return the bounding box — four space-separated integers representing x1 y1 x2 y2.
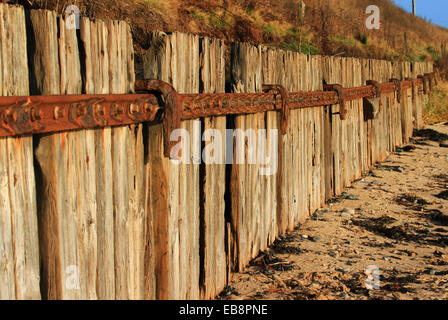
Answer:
14 0 448 74
424 82 448 124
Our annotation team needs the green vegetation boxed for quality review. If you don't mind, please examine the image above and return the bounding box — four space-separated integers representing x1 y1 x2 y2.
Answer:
24 0 448 69
424 82 448 125
280 41 320 55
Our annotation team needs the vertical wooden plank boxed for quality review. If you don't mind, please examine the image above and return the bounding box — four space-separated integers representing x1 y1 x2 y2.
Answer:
35 13 138 300
261 47 286 236
0 4 40 300
106 20 143 300
199 37 227 300
80 18 116 300
144 31 176 300
144 31 200 299
229 42 265 272
36 13 98 300
32 10 85 300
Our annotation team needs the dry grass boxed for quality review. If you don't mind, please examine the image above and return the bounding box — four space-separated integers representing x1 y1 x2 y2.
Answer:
12 0 448 63
423 82 448 125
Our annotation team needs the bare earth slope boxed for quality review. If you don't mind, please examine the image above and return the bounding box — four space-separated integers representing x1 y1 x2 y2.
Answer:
18 0 448 62
220 123 448 300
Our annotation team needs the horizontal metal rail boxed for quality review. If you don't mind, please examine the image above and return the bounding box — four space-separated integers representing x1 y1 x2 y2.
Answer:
0 73 435 156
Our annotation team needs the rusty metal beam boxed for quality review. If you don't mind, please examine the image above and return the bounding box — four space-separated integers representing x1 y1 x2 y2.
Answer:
0 75 432 144
0 93 163 138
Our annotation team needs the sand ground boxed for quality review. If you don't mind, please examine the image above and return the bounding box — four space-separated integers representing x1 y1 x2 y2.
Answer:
220 123 448 300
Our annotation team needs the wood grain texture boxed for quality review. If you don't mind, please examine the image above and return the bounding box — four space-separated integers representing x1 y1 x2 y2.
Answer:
0 4 40 300
199 37 227 300
33 13 137 300
80 18 116 300
144 31 201 299
229 42 266 272
33 11 99 300
0 15 435 300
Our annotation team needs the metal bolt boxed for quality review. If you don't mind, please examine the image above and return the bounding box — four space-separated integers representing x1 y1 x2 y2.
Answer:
54 106 64 119
95 105 105 116
30 107 42 122
112 104 123 116
77 105 87 117
6 110 17 123
129 103 141 115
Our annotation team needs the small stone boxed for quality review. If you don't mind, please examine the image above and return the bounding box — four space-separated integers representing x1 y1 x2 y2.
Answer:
347 194 359 200
436 190 448 200
341 212 352 219
384 257 389 261
427 268 436 275
370 171 381 178
312 236 325 243
342 208 355 215
396 148 404 153
263 269 274 275
301 234 309 239
328 251 337 257
396 167 405 173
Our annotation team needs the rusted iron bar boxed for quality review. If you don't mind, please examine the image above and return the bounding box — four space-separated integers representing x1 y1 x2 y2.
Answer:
323 84 346 119
0 75 432 143
0 93 163 138
262 84 289 135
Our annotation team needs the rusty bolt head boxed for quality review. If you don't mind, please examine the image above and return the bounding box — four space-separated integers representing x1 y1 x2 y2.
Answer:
6 110 17 123
1 110 8 124
54 106 64 120
142 103 151 113
95 105 105 116
77 105 87 117
129 103 141 115
111 104 123 116
30 107 42 122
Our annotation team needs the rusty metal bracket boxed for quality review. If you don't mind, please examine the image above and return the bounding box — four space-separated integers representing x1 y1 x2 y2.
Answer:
323 83 347 120
262 84 289 134
389 78 402 103
405 78 416 101
0 99 44 136
135 79 182 159
432 73 438 86
366 80 383 111
424 73 434 91
417 74 428 94
0 72 436 140
366 80 382 99
365 80 383 119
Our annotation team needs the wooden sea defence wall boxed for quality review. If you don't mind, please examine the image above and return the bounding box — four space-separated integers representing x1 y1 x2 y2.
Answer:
0 4 433 300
